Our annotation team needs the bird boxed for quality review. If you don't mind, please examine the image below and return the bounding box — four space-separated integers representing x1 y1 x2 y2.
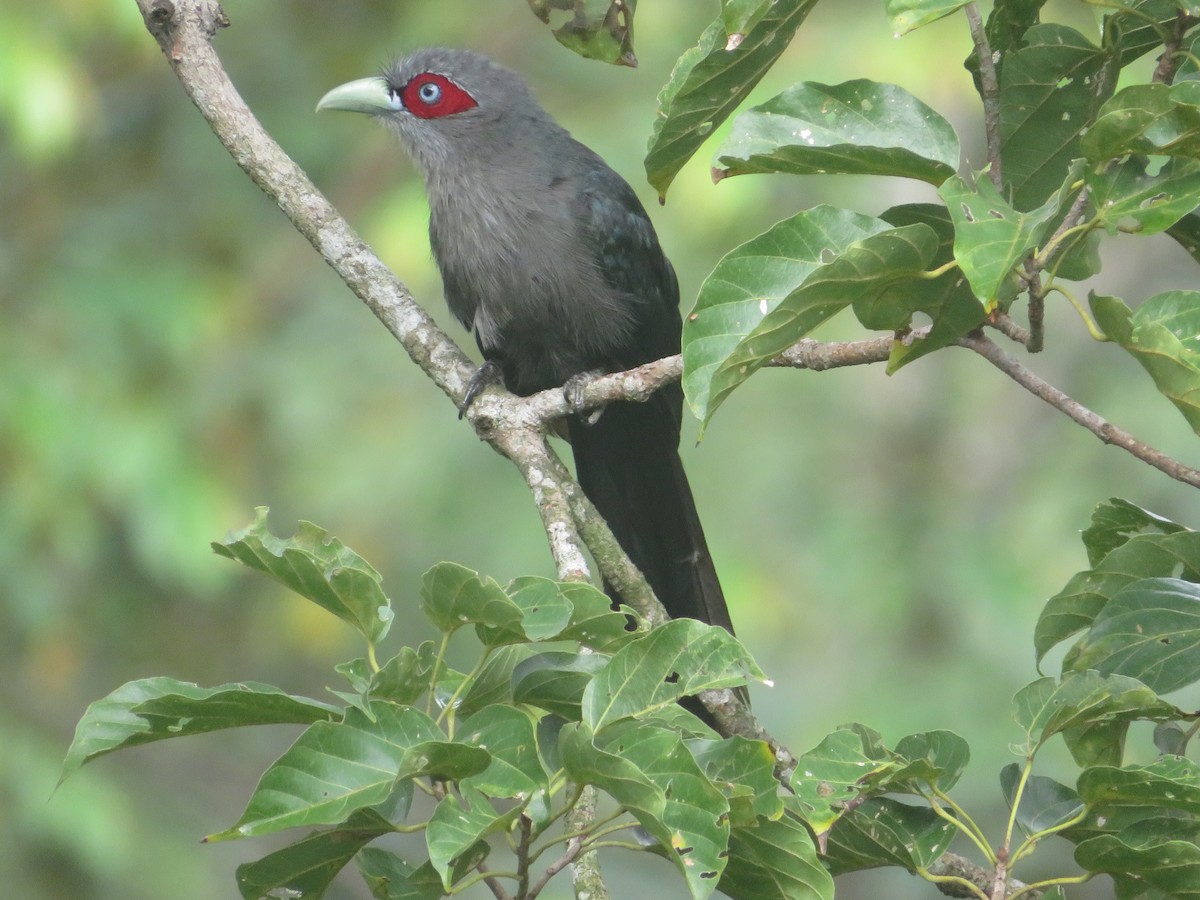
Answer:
317 48 736 644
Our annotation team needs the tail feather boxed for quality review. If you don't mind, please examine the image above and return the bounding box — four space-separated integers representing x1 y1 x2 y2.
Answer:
567 394 733 635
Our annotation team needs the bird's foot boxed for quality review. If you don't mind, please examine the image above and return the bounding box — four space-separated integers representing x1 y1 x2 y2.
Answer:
563 369 606 425
460 361 503 419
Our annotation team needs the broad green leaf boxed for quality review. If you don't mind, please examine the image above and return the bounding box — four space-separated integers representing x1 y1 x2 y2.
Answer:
1064 578 1200 694
1081 498 1190 568
889 730 970 794
1082 81 1200 162
210 704 488 840
356 847 445 900
1035 529 1200 664
689 735 783 824
885 0 970 34
645 0 819 199
876 203 988 370
212 508 393 643
821 796 957 875
713 80 958 185
609 721 731 890
1061 718 1134 769
1075 835 1200 897
426 786 523 888
939 166 1072 309
1078 756 1200 814
419 563 522 643
720 810 833 900
458 705 547 798
1000 764 1084 835
1089 157 1200 235
582 618 761 730
502 576 574 641
526 0 636 66
1104 0 1197 69
683 206 890 421
235 808 393 900
60 677 337 785
721 0 774 36
789 729 894 838
456 644 535 716
1012 671 1180 755
554 580 640 651
371 643 440 707
694 222 940 426
512 650 607 719
1091 292 1200 436
999 24 1112 210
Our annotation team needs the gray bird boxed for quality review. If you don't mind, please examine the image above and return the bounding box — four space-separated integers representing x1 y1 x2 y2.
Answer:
318 48 735 643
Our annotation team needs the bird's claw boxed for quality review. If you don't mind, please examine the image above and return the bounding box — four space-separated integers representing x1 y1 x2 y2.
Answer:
460 361 502 419
563 370 606 425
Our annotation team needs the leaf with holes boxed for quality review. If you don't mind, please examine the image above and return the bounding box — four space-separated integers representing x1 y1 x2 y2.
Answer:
789 729 895 839
689 735 783 825
645 0 819 199
1083 81 1200 161
1089 157 1200 236
582 618 761 731
713 80 958 185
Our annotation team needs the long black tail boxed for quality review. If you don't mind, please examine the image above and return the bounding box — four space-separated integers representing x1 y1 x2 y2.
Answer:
567 388 733 636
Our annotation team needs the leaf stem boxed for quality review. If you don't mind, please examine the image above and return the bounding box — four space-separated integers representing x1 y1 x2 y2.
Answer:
1048 285 1107 341
965 2 1003 189
1008 871 1094 899
917 868 990 900
437 647 496 736
932 787 994 863
927 790 996 865
426 632 453 718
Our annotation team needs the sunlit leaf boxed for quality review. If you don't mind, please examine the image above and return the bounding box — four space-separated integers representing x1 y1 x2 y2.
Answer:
713 80 958 185
645 0 819 199
212 508 393 643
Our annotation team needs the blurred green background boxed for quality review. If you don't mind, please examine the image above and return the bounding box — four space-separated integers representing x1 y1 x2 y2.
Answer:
3 1 1198 897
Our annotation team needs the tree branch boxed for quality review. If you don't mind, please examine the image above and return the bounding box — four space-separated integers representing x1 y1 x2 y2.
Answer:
965 3 1003 190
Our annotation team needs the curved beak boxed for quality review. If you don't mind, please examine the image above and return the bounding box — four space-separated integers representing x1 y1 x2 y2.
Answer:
316 76 399 115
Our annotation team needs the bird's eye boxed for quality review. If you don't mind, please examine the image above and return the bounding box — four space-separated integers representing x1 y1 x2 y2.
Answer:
418 82 442 104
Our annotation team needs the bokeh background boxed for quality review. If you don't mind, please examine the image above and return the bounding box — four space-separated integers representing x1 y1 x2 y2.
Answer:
3 1 1198 897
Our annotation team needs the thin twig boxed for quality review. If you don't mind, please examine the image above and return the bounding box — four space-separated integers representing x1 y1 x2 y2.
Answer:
965 3 1004 190
959 332 1200 488
1153 12 1200 85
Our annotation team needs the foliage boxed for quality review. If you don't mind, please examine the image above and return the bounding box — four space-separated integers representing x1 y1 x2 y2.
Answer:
56 0 1200 898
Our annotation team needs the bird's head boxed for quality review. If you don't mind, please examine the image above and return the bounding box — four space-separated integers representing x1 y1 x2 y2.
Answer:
317 48 546 173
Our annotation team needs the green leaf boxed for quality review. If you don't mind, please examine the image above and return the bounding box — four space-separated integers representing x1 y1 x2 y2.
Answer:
59 677 337 785
688 219 940 425
1091 291 1200 436
939 165 1074 309
419 563 522 643
1075 835 1200 897
212 508 393 644
370 642 440 707
1167 210 1200 264
885 0 970 34
789 729 894 838
889 730 970 793
1012 671 1180 756
554 581 640 651
1064 577 1200 694
821 796 957 875
713 80 958 185
582 618 761 731
235 808 393 900
1078 756 1200 814
645 0 819 199
720 810 833 900
876 203 989 370
502 576 574 641
1081 498 1190 568
210 704 488 840
721 0 774 36
1089 157 1200 236
1082 81 1200 161
563 720 731 897
683 205 890 421
1000 764 1084 835
999 24 1112 210
512 650 607 719
426 786 523 889
356 847 446 900
456 644 534 716
1035 527 1200 664
689 735 783 825
458 705 548 799
526 0 636 66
